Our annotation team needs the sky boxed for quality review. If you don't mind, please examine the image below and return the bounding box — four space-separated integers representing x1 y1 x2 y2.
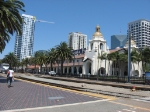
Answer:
1 0 150 59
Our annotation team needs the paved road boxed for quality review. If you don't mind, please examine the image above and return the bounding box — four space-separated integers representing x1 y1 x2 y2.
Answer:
1 74 150 112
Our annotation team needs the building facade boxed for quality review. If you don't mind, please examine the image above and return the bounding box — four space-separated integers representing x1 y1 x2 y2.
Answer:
111 35 127 49
127 19 150 48
27 26 143 77
68 32 87 50
14 14 36 61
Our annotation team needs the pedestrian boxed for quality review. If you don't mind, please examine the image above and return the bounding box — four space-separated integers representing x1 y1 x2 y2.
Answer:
7 67 14 88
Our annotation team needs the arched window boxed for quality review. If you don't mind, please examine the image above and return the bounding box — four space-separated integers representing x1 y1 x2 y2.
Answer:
91 43 93 50
100 43 103 50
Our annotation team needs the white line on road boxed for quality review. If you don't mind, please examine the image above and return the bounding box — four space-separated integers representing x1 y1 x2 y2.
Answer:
123 109 136 112
1 99 109 112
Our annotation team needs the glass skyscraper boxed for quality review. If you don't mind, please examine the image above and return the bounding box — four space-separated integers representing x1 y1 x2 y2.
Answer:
111 35 127 49
14 14 36 61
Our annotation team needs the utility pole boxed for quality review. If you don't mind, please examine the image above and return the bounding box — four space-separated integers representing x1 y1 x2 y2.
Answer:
128 33 131 83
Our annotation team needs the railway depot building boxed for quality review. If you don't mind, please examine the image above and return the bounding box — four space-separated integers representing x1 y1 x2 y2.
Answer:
29 26 143 77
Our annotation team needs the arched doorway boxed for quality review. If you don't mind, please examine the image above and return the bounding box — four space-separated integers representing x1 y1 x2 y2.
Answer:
65 68 67 74
98 67 105 76
86 62 92 75
124 65 128 76
74 67 77 75
133 70 139 76
79 66 82 74
69 67 71 74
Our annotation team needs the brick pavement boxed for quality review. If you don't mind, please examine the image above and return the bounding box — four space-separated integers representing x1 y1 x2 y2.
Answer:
14 74 150 97
0 76 100 111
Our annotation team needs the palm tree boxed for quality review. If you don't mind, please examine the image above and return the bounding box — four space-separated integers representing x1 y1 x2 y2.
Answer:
107 53 114 75
131 49 139 74
0 0 25 52
119 52 128 76
47 48 56 71
36 52 46 74
55 42 73 76
3 52 17 68
98 53 107 75
142 47 150 72
22 58 30 72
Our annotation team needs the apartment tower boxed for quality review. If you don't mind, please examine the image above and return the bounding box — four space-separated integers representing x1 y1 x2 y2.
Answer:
68 32 87 50
127 19 150 48
14 14 36 61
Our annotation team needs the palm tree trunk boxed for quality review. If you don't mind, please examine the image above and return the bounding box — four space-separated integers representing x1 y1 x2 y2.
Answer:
50 62 53 71
46 64 48 74
61 60 63 76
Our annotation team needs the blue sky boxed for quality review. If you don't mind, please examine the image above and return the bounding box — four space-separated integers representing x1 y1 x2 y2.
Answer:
1 0 150 59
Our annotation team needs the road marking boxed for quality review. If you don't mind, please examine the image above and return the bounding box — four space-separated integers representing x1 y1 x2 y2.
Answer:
1 99 109 112
133 97 150 103
123 109 135 112
109 100 150 111
16 77 117 100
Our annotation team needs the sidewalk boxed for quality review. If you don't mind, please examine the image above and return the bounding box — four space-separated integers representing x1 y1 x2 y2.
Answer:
12 73 150 98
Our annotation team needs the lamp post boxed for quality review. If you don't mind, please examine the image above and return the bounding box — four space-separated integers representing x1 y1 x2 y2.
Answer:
116 54 119 76
73 51 76 77
128 33 131 82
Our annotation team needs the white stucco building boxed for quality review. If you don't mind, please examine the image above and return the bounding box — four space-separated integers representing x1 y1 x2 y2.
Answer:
82 25 142 76
28 25 143 77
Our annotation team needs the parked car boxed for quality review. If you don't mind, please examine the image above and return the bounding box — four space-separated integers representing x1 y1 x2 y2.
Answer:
49 71 56 76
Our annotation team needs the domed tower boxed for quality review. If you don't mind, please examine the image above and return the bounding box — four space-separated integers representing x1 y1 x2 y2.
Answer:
88 25 108 54
83 25 109 75
124 39 138 49
93 25 103 39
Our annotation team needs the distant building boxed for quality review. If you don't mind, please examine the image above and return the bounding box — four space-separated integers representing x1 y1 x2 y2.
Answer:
68 32 87 50
35 50 48 54
127 19 150 48
111 35 127 49
14 14 36 61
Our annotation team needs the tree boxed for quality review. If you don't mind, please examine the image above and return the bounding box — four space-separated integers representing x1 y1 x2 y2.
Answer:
22 57 30 72
47 48 56 71
142 47 150 72
0 0 25 52
98 53 107 75
36 52 46 74
55 42 73 75
3 52 17 68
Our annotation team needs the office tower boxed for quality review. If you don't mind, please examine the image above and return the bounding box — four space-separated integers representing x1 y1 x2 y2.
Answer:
68 32 87 50
127 19 150 48
111 35 127 49
14 14 36 61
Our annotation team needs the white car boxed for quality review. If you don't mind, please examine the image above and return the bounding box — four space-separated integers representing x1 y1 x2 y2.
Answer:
49 71 56 76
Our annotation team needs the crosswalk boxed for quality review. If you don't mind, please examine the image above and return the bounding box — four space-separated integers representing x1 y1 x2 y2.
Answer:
133 97 150 103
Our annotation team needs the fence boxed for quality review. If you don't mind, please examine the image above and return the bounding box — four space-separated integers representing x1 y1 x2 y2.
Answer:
60 74 150 85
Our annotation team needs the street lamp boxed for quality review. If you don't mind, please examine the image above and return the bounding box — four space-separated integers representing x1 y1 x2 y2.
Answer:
116 54 119 76
128 33 132 82
72 51 76 77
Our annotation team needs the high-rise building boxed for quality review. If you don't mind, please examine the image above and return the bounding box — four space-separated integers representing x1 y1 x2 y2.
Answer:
14 14 36 61
127 19 150 48
111 35 127 49
68 32 87 50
